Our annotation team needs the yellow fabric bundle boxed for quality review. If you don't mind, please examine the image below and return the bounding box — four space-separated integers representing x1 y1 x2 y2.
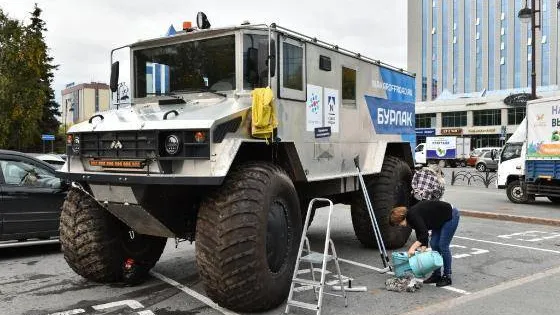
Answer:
251 87 278 142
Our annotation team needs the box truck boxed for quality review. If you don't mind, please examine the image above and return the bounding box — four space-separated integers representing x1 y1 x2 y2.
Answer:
415 136 471 167
497 96 560 204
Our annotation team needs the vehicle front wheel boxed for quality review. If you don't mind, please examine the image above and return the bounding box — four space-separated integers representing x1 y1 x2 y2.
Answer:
506 180 530 204
351 156 412 249
476 163 487 172
196 162 301 312
60 188 167 283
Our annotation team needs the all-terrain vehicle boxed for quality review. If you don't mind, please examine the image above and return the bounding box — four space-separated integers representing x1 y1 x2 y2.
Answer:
58 15 416 311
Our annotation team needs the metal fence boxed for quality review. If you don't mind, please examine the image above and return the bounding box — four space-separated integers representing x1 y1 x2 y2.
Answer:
450 170 498 188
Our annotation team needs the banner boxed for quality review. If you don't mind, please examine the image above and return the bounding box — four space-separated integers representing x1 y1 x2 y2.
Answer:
527 102 560 159
365 96 415 135
426 136 457 159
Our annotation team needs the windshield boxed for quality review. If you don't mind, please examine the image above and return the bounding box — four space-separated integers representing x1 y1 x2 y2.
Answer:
500 143 523 163
133 35 236 98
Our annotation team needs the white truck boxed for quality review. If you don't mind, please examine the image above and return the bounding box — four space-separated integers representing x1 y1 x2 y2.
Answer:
57 17 417 312
415 136 471 167
497 96 560 204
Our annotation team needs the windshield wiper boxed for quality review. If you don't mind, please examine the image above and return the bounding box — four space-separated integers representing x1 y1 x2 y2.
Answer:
173 89 227 98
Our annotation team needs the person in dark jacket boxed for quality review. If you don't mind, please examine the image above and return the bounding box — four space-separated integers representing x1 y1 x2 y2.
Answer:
390 200 460 287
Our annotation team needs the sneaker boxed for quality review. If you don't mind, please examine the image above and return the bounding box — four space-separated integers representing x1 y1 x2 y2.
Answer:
423 273 441 284
436 275 452 287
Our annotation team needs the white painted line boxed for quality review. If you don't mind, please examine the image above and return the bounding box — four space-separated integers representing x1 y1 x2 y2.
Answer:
337 258 470 295
401 264 560 315
452 254 471 259
455 236 560 254
137 310 156 315
469 248 490 255
150 271 239 315
49 310 85 315
92 300 144 311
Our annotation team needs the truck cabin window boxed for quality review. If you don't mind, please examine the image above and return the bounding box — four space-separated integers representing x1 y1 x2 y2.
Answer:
501 143 522 162
133 35 236 98
283 42 303 90
243 34 272 89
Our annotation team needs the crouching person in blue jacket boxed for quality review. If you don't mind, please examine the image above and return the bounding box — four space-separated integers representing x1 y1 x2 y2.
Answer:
390 200 460 287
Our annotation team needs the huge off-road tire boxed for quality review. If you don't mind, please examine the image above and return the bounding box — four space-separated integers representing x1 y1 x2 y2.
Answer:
60 188 167 283
196 162 301 312
351 156 412 249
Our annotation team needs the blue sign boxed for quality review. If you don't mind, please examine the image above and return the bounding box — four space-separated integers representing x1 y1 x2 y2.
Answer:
377 68 416 104
415 128 436 136
41 134 55 141
365 96 415 135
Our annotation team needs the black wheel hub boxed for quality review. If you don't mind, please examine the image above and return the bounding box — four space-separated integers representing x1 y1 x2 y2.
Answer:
266 200 289 273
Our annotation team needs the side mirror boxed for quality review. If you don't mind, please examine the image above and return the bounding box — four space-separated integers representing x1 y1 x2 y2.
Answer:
490 150 496 160
110 61 119 93
268 40 276 77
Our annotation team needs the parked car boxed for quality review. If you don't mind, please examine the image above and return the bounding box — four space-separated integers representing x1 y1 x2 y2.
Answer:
475 150 500 172
0 150 68 242
467 147 502 167
28 153 66 170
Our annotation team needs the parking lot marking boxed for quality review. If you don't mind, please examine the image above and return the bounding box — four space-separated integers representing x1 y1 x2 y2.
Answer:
92 300 144 311
498 231 560 242
137 311 156 315
49 310 85 315
150 271 239 315
337 258 471 295
455 236 560 254
450 245 490 259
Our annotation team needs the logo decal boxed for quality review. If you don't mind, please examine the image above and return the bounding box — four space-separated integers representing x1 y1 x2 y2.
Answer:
110 140 123 150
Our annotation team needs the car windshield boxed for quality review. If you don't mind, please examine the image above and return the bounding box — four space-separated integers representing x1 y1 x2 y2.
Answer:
133 35 236 98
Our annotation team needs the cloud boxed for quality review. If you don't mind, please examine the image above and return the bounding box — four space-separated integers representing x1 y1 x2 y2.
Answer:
0 0 408 103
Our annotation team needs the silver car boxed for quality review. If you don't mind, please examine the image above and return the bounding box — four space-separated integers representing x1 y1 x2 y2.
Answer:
475 150 499 172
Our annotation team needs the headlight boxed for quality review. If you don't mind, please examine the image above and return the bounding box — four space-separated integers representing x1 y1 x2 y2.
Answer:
165 134 181 155
72 136 81 154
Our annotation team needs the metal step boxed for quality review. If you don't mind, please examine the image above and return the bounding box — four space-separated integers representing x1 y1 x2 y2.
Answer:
301 252 333 264
292 278 321 286
287 300 319 311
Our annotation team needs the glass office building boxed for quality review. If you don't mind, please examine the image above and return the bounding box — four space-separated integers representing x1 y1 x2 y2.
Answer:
408 0 560 102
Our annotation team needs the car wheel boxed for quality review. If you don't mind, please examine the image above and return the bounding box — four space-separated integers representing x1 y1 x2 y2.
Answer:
476 163 486 172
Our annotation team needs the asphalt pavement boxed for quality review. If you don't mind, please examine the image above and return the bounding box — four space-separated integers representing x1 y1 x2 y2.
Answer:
1 180 560 315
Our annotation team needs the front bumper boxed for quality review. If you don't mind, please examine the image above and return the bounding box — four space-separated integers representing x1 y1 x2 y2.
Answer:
58 171 224 186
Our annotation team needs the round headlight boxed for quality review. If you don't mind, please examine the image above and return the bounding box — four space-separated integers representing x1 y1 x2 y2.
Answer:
165 135 180 155
72 136 80 154
194 131 206 143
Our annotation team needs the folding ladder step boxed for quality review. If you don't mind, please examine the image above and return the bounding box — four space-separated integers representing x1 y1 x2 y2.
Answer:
287 299 319 311
292 278 321 286
300 251 333 264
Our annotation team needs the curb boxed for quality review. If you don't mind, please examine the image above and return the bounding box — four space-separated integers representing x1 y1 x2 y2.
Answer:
460 210 560 227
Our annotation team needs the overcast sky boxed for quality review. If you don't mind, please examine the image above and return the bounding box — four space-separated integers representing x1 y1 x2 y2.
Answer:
0 0 408 103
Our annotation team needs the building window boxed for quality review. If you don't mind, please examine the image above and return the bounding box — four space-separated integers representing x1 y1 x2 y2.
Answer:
442 111 467 127
95 88 99 112
442 0 449 91
283 43 303 91
464 0 472 93
475 0 483 92
500 0 507 89
342 67 356 106
514 0 522 88
432 0 438 98
472 134 502 148
507 107 526 125
452 0 459 93
488 0 495 91
541 3 550 86
416 113 436 128
422 0 429 101
473 109 501 126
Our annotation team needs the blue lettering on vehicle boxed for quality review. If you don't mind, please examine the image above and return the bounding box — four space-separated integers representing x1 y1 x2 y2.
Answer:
365 95 415 134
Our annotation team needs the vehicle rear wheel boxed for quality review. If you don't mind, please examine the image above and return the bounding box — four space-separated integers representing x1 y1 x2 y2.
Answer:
351 156 412 249
476 163 487 172
506 180 530 204
60 188 167 283
548 196 560 204
196 162 301 312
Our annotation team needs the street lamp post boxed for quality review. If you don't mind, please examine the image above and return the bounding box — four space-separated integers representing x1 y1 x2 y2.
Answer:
518 0 560 100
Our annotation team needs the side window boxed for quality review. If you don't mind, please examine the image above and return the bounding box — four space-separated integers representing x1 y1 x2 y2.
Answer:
0 160 60 189
501 143 522 162
342 67 356 107
243 34 271 89
280 37 305 100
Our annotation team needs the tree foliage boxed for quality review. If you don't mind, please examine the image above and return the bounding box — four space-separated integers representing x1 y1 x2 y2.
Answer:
0 4 60 151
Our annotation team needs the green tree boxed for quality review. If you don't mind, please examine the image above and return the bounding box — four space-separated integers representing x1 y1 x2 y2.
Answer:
0 4 60 151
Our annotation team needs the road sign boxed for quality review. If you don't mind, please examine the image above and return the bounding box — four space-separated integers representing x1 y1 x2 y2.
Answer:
41 134 55 141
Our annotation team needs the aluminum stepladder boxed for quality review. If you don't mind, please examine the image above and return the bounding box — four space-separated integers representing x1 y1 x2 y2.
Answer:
285 198 348 315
